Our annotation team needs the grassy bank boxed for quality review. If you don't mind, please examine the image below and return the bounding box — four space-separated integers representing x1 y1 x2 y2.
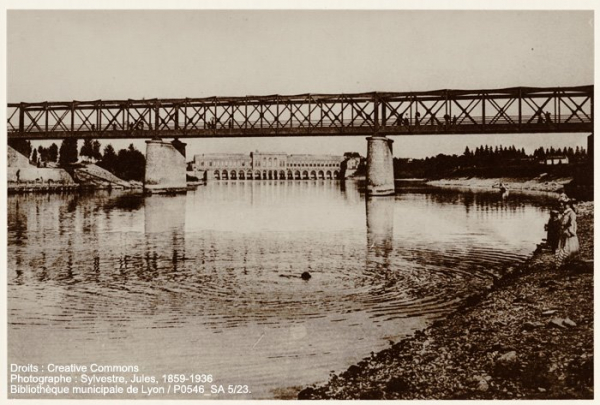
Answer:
299 202 593 400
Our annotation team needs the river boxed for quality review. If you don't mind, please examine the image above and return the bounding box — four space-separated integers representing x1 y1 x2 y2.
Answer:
7 180 555 399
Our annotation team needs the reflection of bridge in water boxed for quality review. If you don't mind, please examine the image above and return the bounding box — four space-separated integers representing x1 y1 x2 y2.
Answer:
8 85 593 196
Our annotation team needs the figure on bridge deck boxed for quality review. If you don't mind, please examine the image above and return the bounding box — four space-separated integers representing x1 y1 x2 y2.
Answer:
443 113 451 129
396 113 404 126
545 111 552 124
537 109 544 124
415 111 421 126
452 115 458 125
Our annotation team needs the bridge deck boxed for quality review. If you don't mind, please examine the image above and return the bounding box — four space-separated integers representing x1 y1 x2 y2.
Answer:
7 85 593 139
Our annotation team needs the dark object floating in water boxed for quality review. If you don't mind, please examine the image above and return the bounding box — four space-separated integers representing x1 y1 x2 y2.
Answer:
301 272 312 280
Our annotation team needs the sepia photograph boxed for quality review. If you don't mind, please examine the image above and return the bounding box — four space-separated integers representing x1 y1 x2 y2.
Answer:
4 3 595 401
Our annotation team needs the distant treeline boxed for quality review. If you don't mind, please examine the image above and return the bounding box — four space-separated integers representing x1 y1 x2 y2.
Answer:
9 138 146 182
394 144 588 179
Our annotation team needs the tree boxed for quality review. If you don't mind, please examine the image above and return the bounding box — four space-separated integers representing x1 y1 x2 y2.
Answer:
80 139 94 160
121 144 146 181
98 144 117 173
343 152 361 159
31 149 38 164
48 143 59 162
59 138 79 166
37 146 48 163
92 140 102 160
103 143 146 181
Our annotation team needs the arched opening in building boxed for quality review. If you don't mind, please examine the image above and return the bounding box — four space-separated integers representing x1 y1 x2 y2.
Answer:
333 170 340 179
221 170 228 180
230 171 237 180
287 170 293 180
302 170 309 180
213 170 220 180
318 170 325 179
279 170 286 180
239 171 245 180
326 170 333 179
247 171 253 180
255 171 261 180
310 170 317 180
295 170 301 180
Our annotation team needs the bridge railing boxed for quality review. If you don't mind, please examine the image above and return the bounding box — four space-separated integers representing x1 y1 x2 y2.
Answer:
7 114 591 134
7 85 593 138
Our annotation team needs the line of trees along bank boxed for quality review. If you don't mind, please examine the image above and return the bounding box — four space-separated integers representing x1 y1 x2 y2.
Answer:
394 144 588 179
8 138 146 182
97 144 145 181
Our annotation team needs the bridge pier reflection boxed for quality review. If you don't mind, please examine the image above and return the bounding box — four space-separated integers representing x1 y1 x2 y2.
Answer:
366 196 394 270
144 194 186 275
366 135 395 196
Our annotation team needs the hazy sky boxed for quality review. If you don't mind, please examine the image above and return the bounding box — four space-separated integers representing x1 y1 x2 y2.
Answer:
7 9 594 158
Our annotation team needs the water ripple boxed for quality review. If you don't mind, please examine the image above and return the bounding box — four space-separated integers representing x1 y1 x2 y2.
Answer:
7 183 550 398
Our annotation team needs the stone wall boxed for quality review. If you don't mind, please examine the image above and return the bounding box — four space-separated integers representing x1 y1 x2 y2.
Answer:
7 167 75 183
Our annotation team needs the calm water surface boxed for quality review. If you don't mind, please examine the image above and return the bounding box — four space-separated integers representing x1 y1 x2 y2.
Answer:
8 181 554 399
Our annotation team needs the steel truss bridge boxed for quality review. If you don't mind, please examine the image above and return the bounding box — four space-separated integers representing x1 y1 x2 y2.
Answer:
7 85 593 140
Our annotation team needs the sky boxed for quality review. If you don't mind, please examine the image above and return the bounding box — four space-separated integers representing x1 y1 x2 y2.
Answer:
6 8 595 159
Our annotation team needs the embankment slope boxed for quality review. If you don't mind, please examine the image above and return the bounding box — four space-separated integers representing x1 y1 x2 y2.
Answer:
300 202 593 400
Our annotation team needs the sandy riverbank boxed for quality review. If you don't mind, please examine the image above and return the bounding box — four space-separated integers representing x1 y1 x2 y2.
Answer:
426 176 572 193
354 175 573 195
299 202 593 400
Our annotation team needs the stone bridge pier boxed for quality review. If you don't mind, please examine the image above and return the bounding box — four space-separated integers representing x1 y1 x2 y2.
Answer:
144 138 187 193
366 135 395 196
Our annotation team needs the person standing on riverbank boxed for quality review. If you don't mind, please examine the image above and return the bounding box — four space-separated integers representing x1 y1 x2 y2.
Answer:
556 200 579 265
545 210 560 253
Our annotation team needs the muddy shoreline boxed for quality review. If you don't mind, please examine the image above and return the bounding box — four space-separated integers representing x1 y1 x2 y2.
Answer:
299 201 593 400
